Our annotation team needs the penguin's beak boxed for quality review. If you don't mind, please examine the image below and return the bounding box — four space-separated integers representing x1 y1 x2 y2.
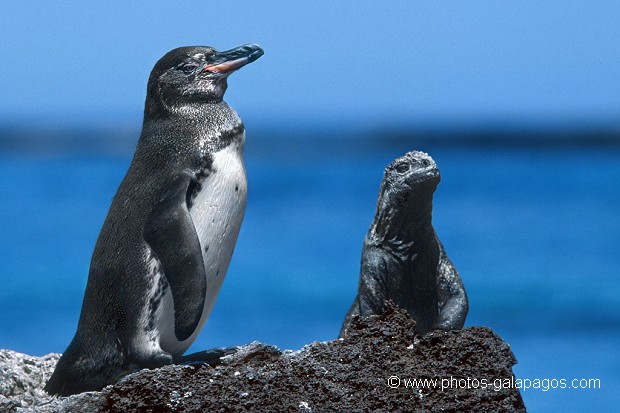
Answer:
202 44 264 75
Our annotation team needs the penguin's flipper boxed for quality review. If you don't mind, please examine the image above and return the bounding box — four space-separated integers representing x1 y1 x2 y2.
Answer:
144 172 206 342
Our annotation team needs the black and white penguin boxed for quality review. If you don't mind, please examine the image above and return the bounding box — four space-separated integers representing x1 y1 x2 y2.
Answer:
45 43 263 396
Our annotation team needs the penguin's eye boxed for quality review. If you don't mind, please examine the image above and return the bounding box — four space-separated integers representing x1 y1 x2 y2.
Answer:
179 63 199 74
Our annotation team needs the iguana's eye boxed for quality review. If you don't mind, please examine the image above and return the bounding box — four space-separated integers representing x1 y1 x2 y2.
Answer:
395 163 409 174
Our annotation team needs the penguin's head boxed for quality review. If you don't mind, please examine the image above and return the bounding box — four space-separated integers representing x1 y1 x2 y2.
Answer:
145 44 264 117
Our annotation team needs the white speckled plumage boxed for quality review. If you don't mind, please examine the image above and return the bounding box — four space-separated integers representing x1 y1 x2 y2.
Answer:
157 133 247 355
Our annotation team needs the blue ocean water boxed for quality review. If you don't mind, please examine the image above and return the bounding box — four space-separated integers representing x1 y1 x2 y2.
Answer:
0 129 618 411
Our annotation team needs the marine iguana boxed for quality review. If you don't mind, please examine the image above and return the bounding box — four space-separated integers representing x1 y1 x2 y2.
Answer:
340 151 468 336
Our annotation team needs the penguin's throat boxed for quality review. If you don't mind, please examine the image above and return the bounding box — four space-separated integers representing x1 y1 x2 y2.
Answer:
149 79 230 117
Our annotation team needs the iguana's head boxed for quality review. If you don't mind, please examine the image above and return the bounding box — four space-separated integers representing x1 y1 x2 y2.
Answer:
370 151 440 242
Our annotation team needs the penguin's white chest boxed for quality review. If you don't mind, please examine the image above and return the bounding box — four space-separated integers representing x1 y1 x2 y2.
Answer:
158 138 247 355
190 139 248 292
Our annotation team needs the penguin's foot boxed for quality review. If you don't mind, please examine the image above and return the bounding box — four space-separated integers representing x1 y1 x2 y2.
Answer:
142 351 174 369
176 346 239 367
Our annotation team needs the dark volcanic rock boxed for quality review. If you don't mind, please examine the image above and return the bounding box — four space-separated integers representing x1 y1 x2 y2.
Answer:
1 306 525 412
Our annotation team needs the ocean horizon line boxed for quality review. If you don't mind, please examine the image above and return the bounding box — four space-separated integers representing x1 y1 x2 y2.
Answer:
1 121 620 156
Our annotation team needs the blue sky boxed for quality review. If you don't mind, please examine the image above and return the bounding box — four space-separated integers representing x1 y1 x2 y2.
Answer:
1 1 619 126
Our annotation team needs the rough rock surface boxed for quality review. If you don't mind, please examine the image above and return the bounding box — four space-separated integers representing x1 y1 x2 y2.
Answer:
1 306 525 412
0 350 60 412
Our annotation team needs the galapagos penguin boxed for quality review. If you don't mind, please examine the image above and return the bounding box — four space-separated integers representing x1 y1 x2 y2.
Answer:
45 43 263 396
